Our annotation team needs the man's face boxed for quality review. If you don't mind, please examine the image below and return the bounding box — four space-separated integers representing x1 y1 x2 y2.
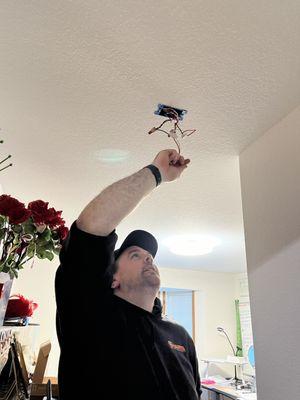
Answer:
112 246 160 291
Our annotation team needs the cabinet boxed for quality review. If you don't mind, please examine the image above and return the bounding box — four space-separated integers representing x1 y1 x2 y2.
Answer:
202 385 257 400
202 387 236 399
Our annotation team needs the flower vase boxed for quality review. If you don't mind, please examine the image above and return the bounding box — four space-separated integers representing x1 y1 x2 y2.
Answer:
0 272 13 326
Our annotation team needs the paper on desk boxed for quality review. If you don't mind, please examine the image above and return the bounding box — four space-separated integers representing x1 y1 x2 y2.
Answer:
206 375 231 385
237 393 257 400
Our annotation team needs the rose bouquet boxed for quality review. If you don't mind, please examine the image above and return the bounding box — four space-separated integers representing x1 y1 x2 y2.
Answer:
0 195 69 278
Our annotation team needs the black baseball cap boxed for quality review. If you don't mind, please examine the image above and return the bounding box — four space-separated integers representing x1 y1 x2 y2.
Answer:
114 230 158 260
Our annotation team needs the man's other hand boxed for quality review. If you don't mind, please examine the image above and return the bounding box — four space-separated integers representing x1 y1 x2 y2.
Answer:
152 149 191 182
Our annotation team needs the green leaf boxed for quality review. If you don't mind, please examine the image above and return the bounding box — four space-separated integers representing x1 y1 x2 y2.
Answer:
44 251 54 261
41 228 51 241
12 225 23 234
2 259 15 274
37 240 54 253
0 228 6 240
36 249 54 261
13 235 21 245
26 242 36 258
37 248 46 259
2 264 9 273
11 269 18 279
36 240 46 248
45 241 54 251
0 215 7 228
22 219 35 234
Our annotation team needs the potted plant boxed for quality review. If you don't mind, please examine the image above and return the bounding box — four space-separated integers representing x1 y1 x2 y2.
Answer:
0 195 69 325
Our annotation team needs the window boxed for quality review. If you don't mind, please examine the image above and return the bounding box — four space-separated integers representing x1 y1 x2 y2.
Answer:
158 288 195 340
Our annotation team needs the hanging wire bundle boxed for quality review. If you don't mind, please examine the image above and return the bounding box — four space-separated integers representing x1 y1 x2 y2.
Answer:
0 138 13 173
148 106 196 154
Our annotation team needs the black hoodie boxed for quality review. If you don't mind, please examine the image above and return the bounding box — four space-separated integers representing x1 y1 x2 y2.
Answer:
55 221 202 399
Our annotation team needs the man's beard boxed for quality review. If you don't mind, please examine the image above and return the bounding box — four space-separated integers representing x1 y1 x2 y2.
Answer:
142 268 160 288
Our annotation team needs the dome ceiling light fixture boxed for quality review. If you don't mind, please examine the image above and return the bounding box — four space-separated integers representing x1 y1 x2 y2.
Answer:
163 234 220 256
96 148 130 164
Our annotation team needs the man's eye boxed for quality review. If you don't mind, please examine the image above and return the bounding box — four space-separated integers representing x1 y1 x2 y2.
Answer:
131 253 139 258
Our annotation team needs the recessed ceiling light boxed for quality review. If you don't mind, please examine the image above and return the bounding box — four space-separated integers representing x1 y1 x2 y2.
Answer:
96 148 130 163
163 234 220 256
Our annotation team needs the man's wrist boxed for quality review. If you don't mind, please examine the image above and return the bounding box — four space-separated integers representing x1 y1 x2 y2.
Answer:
143 164 162 186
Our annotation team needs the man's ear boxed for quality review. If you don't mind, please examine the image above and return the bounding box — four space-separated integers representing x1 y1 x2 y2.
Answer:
111 277 120 289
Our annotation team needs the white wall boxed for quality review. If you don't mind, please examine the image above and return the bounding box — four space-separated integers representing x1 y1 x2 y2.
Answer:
239 105 300 399
11 258 58 376
12 263 238 378
160 267 237 378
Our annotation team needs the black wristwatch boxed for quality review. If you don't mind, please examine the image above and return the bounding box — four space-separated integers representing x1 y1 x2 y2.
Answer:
144 164 162 186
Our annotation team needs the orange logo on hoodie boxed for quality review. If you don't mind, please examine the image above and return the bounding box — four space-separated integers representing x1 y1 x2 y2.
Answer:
168 340 186 353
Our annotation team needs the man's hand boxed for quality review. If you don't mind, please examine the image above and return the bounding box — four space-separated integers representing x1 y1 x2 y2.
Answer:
152 149 190 182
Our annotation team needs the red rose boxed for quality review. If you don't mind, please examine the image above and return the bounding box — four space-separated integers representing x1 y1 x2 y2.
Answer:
0 195 31 224
27 200 49 224
28 200 64 228
56 225 69 241
44 207 65 228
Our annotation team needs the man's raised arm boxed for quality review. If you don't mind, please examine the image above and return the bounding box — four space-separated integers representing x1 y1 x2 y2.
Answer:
77 149 190 236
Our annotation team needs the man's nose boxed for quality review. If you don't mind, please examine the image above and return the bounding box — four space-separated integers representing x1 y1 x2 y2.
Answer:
145 254 153 264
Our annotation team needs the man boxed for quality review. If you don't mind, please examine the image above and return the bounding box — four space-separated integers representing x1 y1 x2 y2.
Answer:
55 149 202 399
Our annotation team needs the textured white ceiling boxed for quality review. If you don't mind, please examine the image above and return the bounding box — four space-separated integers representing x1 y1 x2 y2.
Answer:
0 1 299 272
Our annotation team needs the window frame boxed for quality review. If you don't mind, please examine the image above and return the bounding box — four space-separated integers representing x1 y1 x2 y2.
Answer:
158 288 196 341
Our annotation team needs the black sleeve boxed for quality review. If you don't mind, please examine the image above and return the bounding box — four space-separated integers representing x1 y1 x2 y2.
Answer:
55 221 118 348
189 340 202 399
59 220 118 278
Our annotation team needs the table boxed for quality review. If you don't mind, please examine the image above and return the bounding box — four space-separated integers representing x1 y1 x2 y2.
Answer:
202 384 257 400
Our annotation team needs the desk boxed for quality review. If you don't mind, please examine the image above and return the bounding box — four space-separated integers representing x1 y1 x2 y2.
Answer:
201 358 247 381
202 384 257 400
